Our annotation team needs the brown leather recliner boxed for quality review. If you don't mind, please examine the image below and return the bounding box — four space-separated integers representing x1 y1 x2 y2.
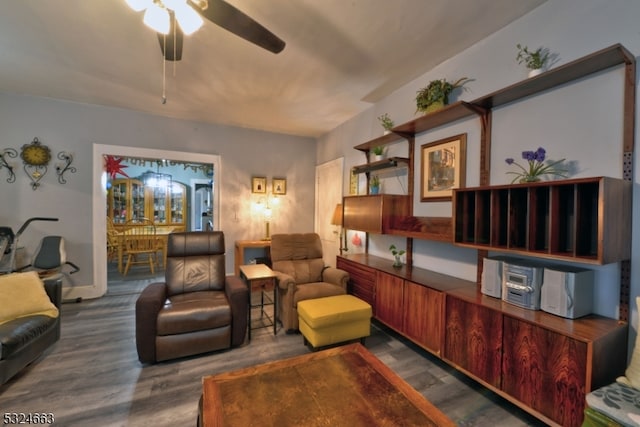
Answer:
270 233 349 332
135 231 248 364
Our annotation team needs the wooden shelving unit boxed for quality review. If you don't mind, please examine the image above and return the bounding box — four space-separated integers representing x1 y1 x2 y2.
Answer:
340 44 635 427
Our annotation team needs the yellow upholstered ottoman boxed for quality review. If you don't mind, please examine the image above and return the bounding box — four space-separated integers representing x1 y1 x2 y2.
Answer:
297 294 372 348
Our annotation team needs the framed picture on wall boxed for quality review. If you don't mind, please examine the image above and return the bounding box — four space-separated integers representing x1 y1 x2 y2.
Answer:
272 178 287 195
420 133 467 201
251 176 267 193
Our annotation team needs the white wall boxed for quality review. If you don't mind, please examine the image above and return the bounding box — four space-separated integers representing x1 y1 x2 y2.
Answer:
0 93 316 299
316 0 640 349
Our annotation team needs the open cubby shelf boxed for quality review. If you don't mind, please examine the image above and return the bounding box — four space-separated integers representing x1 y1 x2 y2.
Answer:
453 177 631 265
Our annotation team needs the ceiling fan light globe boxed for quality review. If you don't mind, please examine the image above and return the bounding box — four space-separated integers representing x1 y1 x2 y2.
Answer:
174 4 204 35
124 0 152 12
143 3 171 34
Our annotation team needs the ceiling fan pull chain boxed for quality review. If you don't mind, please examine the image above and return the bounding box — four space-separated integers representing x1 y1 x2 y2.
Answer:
162 34 167 104
173 13 177 77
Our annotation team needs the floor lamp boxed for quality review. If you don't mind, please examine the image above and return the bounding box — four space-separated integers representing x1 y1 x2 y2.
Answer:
331 203 348 255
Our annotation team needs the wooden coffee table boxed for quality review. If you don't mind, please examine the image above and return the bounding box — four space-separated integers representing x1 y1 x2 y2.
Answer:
200 343 455 427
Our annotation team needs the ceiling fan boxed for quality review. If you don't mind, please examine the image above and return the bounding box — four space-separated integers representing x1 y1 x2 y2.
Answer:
125 0 286 61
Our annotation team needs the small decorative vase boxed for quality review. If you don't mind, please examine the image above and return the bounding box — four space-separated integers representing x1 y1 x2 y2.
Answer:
528 68 544 78
393 256 402 268
519 175 541 184
383 129 391 136
373 154 384 162
370 186 379 195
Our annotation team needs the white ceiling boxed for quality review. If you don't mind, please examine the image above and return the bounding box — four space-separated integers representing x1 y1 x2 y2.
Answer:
0 0 547 137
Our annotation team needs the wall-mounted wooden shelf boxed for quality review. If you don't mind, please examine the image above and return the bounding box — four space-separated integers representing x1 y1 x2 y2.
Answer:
351 157 410 174
353 133 411 152
393 101 486 135
388 216 452 242
473 43 635 110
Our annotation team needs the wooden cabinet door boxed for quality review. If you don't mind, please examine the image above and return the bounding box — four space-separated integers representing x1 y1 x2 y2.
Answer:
444 295 502 388
403 281 443 355
169 182 186 226
148 186 169 225
502 316 587 427
375 271 403 330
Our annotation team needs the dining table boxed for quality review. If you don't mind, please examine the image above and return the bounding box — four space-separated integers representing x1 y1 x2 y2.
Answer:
115 226 178 273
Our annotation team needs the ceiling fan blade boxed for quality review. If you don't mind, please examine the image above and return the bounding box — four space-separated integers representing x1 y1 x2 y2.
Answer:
156 14 184 61
190 0 285 54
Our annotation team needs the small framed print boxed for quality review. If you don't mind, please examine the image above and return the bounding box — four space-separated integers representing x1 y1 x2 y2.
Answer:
251 177 267 193
420 133 467 201
272 178 287 195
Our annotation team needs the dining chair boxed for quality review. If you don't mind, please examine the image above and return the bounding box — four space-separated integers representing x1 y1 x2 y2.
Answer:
123 219 158 275
106 218 121 264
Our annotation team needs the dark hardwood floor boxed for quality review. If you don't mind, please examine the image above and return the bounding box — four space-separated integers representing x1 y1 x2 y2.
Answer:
0 263 547 426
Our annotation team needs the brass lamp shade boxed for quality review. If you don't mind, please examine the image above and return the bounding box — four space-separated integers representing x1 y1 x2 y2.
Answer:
331 204 343 226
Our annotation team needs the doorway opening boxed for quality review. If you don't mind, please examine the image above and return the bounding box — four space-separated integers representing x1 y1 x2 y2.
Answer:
91 144 221 300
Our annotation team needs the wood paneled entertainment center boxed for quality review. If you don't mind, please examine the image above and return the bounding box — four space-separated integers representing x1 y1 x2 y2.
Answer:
340 44 635 427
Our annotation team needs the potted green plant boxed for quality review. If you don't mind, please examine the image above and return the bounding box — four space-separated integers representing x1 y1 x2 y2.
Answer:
369 175 380 194
516 44 550 77
415 77 469 114
389 244 405 268
377 113 394 135
372 145 385 161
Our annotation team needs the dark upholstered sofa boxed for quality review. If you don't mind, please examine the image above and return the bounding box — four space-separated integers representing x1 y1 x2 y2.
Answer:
0 278 61 385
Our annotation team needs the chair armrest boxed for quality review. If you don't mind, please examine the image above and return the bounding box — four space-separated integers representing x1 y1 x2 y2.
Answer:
225 275 248 347
43 278 63 309
274 271 296 291
321 267 349 291
135 282 167 364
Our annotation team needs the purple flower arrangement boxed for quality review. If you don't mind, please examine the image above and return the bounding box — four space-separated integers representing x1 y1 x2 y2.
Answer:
505 147 566 183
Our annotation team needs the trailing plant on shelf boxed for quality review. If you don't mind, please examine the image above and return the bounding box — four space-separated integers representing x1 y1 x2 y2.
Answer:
389 244 405 268
505 147 567 184
516 44 550 76
377 113 395 132
415 77 470 114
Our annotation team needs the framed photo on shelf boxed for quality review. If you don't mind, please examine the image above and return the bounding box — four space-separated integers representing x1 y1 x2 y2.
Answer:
251 177 267 194
272 178 287 195
420 133 466 202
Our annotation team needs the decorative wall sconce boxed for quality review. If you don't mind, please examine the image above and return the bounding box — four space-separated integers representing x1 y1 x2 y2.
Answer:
0 137 76 190
55 152 76 184
0 148 17 183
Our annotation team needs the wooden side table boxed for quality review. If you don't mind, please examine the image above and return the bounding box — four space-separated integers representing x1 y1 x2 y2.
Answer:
239 264 277 340
234 240 271 276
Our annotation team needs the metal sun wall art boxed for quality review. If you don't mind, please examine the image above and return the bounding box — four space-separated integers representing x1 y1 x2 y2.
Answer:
0 137 76 190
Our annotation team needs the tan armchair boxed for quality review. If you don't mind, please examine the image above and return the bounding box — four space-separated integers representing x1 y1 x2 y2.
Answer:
270 233 349 332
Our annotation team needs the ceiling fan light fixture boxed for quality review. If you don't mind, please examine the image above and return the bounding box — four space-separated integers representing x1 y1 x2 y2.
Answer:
162 0 186 10
143 3 170 34
124 0 153 12
174 4 204 35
